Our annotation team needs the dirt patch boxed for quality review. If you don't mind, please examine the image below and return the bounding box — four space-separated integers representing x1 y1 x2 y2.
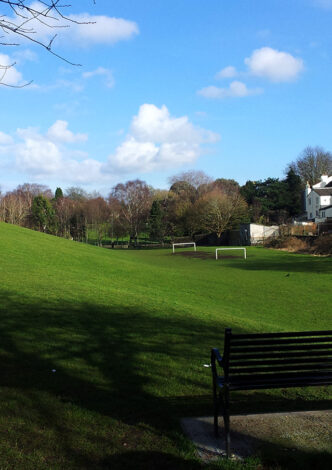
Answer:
172 251 240 259
172 251 212 259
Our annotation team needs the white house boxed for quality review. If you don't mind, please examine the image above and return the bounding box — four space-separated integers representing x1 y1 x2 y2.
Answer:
305 175 332 222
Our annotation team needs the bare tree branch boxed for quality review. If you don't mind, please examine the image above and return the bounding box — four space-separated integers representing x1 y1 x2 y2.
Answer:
0 0 96 86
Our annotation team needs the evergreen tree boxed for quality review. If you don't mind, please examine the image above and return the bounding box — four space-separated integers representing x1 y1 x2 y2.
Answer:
283 168 303 217
31 195 55 232
148 200 164 241
54 187 64 199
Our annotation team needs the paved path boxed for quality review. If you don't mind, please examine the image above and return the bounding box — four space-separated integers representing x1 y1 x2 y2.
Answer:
181 410 332 462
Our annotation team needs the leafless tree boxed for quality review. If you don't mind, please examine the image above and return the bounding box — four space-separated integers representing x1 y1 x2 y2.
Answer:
169 170 212 190
196 188 247 239
110 180 152 240
85 197 110 246
213 178 240 196
0 0 94 86
0 182 52 225
288 146 332 186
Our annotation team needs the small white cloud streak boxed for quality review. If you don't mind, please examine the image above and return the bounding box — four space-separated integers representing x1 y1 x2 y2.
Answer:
82 67 115 88
215 66 237 79
245 47 304 82
198 81 263 99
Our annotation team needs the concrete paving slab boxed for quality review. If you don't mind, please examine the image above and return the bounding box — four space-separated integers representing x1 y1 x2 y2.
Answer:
181 410 332 463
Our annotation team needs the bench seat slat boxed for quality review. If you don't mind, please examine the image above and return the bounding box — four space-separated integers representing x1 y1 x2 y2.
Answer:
230 356 332 367
228 379 332 391
229 363 332 374
230 349 332 360
228 371 332 383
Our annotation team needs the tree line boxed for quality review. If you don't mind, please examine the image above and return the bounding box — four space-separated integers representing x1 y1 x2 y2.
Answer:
0 146 331 244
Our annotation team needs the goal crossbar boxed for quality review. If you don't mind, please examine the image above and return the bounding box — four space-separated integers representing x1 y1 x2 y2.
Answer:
172 242 196 254
216 247 246 260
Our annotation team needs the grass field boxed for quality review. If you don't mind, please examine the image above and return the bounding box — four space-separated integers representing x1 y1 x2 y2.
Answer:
0 222 331 469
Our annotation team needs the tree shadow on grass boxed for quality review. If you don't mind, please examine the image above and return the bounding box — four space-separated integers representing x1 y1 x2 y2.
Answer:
0 289 330 469
223 252 332 274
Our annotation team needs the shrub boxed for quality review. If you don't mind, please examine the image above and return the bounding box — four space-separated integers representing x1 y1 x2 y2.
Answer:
263 236 282 248
310 234 332 256
280 237 309 253
264 236 309 252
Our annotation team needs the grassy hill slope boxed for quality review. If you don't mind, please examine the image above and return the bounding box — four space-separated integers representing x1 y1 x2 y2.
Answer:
0 222 331 469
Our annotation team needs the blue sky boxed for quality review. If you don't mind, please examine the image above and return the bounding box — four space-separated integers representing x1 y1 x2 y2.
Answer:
0 0 331 194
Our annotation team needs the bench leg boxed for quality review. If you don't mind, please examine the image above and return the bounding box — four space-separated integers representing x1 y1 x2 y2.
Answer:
213 385 219 437
223 387 231 458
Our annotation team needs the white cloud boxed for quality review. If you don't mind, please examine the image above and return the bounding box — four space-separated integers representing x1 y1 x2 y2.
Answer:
2 5 139 49
0 123 97 183
198 81 263 99
0 131 13 145
0 107 219 182
47 120 88 143
82 67 115 88
106 104 220 172
244 47 304 82
68 15 139 45
0 54 23 86
215 66 237 79
16 135 63 174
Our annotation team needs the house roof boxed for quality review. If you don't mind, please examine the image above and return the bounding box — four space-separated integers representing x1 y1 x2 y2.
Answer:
319 205 332 211
312 188 332 196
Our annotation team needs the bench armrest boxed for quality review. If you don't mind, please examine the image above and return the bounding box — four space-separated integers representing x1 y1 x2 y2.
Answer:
211 348 223 367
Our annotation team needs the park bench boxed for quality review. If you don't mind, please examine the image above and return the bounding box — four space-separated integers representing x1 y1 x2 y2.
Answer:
211 328 332 457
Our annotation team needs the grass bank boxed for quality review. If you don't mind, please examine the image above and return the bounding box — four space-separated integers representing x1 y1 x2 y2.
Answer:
0 222 331 469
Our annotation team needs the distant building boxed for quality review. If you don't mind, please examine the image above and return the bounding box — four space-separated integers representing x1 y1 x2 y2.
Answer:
305 175 332 222
240 223 279 245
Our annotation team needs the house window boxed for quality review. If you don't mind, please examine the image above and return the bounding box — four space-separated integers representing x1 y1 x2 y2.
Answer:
316 197 319 204
316 210 319 216
310 212 312 218
308 198 311 205
321 211 326 217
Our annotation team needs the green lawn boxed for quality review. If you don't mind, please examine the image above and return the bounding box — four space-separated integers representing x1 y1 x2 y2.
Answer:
0 222 331 469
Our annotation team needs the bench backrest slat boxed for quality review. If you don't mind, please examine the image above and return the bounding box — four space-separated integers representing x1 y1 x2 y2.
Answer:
231 330 332 339
224 329 332 383
230 343 332 354
231 336 332 347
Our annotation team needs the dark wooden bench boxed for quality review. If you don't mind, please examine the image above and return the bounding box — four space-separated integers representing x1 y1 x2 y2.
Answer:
211 328 332 457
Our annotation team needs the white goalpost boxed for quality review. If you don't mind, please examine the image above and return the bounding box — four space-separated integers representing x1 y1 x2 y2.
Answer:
216 247 247 260
172 242 196 254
